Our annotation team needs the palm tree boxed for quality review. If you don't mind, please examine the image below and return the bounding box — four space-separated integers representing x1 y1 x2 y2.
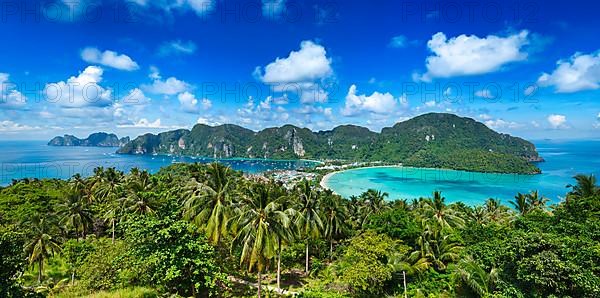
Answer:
526 190 549 210
231 182 292 297
183 162 237 245
320 191 347 258
25 217 62 283
57 191 93 239
294 179 323 275
414 223 463 272
455 256 499 297
92 167 124 202
358 189 391 226
510 193 529 215
122 170 158 215
568 174 598 198
421 191 464 229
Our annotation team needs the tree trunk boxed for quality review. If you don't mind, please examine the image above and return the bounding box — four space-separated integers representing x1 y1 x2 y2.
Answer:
330 238 333 259
71 270 75 285
111 219 115 244
305 241 309 275
38 259 43 284
257 271 262 298
277 241 282 291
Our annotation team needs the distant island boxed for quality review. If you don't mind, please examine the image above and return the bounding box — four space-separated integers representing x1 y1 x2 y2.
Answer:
117 113 543 174
48 132 130 147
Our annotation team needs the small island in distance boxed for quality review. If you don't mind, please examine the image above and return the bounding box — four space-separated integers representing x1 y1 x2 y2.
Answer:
113 113 543 174
48 132 130 147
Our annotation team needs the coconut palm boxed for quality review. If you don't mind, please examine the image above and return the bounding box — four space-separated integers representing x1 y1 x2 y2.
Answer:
421 191 464 229
121 169 158 215
57 191 93 239
294 179 323 275
455 256 499 297
231 182 292 297
25 217 62 283
568 174 598 198
320 190 348 258
510 193 529 215
414 225 463 272
92 167 124 202
526 190 549 211
358 189 391 226
183 162 237 245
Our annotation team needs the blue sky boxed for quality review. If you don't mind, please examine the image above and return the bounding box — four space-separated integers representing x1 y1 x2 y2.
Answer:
1 0 600 140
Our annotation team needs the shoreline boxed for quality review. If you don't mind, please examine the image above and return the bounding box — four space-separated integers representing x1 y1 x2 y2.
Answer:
320 165 403 192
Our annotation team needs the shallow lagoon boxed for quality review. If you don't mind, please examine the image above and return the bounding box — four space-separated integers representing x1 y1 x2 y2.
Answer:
324 140 600 205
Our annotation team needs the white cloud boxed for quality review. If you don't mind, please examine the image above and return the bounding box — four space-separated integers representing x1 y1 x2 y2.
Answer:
0 120 39 132
81 47 139 71
45 66 113 108
475 89 497 99
484 119 522 130
478 113 492 120
118 118 164 128
121 88 150 105
0 73 27 109
419 30 529 80
177 92 211 113
262 0 286 19
256 40 333 104
258 40 333 84
158 40 197 56
143 75 191 95
547 114 567 129
537 51 600 93
341 84 408 116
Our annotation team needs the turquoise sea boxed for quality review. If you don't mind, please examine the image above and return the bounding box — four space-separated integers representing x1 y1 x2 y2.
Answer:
0 141 316 186
324 140 600 206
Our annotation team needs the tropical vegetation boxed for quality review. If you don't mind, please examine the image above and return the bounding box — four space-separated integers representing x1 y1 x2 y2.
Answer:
1 163 599 297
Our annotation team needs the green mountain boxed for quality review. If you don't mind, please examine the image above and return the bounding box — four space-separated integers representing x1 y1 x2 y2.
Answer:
49 132 130 147
117 113 542 174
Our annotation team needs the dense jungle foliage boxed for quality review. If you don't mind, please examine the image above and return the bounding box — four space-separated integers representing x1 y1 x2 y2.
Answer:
1 163 598 297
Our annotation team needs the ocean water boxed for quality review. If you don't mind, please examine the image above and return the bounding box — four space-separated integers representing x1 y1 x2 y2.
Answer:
0 141 316 186
324 140 600 206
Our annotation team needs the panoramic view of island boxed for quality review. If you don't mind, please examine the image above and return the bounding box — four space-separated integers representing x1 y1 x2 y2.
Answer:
1 0 600 297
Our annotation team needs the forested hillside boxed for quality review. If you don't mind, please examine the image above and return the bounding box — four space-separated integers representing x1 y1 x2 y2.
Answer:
117 113 541 174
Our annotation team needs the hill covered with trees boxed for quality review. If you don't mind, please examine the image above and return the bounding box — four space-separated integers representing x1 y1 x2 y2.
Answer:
48 133 130 147
1 163 598 297
117 113 542 174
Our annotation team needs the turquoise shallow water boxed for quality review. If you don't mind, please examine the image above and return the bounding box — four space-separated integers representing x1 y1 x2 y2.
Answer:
0 141 316 186
324 140 600 206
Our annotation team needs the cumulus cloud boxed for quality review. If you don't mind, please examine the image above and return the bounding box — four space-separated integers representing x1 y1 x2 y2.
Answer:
121 88 151 105
341 85 408 116
45 66 113 108
547 114 567 129
537 51 600 93
143 74 191 95
158 40 197 56
484 119 522 130
117 118 164 128
177 92 211 113
255 40 333 103
81 47 139 71
419 30 529 80
0 73 27 109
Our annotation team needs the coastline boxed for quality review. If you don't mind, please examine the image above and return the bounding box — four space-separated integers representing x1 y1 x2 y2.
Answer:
319 165 403 192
